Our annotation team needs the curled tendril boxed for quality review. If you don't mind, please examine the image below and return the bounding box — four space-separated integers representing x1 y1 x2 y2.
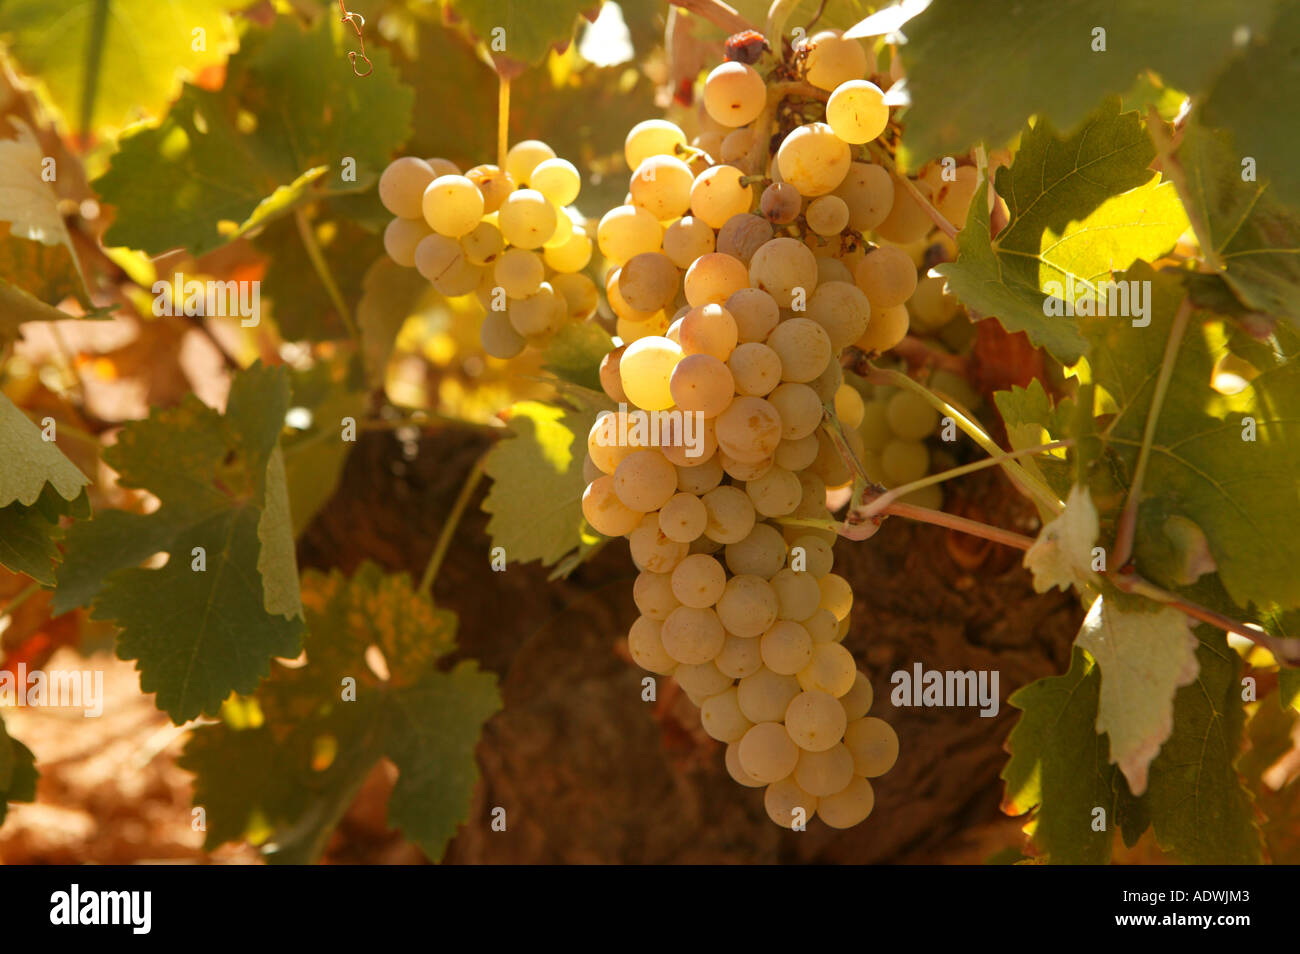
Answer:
339 2 372 77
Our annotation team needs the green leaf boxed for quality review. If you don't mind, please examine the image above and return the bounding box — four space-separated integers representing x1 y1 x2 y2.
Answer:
54 363 303 723
0 391 91 509
383 663 502 860
1281 669 1300 714
1080 264 1300 613
357 257 432 390
396 18 658 217
0 713 38 827
1175 120 1300 330
446 0 594 67
897 0 1277 168
0 484 88 585
1201 3 1300 211
0 391 91 582
542 322 613 391
482 399 604 572
1000 647 1118 864
1145 630 1261 864
938 100 1187 364
282 359 367 537
256 211 384 342
992 380 1075 499
93 16 412 255
1076 597 1200 795
0 0 252 139
182 563 500 863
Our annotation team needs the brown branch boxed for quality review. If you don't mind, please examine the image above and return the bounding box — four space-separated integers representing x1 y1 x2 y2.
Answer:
671 0 756 34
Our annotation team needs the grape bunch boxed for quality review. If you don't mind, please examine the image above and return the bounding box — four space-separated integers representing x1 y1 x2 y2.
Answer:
377 141 598 359
581 29 917 829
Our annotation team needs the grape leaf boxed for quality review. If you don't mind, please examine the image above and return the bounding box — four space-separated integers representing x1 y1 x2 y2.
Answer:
939 100 1187 364
0 118 92 309
1000 647 1122 864
283 359 367 537
542 322 613 392
0 0 252 140
0 390 91 582
1174 120 1300 330
1080 264 1300 613
0 713 38 826
992 380 1075 498
446 0 595 67
395 18 658 217
53 362 304 723
482 399 605 574
357 257 432 390
1201 3 1300 211
93 16 412 256
1023 485 1100 595
897 0 1277 168
182 563 500 863
256 211 384 342
1145 630 1261 863
1076 596 1200 795
1282 670 1300 714
0 391 91 509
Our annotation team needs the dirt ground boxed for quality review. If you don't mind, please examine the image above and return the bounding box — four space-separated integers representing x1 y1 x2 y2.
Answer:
0 427 1084 865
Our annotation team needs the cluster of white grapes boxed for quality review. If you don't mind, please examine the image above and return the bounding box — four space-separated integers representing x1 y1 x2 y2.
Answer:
581 29 922 829
377 143 598 358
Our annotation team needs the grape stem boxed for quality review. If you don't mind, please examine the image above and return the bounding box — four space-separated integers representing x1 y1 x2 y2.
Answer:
419 452 488 597
670 0 756 35
1 581 42 619
854 439 1074 520
863 363 1064 516
765 0 802 48
293 206 359 342
1112 295 1190 570
864 142 959 239
497 75 511 172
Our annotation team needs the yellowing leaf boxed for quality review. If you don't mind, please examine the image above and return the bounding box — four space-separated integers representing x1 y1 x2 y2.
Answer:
0 0 253 139
1023 485 1099 595
1077 597 1200 795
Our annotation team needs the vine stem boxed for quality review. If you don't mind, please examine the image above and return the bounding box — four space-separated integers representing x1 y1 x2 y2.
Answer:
418 453 488 597
816 407 1049 552
1112 296 1191 569
293 206 358 341
670 0 756 34
782 500 1036 551
1146 105 1221 272
865 364 1063 516
497 74 510 171
1112 572 1300 665
1 581 42 619
855 439 1074 520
